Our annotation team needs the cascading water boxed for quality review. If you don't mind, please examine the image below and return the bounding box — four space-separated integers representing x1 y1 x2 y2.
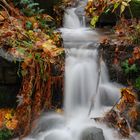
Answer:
23 1 131 140
63 8 81 29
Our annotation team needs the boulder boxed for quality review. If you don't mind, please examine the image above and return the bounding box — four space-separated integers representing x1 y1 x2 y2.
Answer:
80 127 105 140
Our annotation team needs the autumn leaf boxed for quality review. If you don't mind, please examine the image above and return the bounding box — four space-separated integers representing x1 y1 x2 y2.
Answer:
5 118 18 130
128 107 138 121
122 88 136 103
117 88 136 112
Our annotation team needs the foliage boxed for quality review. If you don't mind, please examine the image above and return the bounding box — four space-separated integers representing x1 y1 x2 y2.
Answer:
121 60 138 74
0 129 13 140
115 19 140 45
53 0 75 27
13 0 44 16
135 77 140 90
103 88 138 138
0 0 64 138
0 109 18 130
85 0 132 27
0 109 17 139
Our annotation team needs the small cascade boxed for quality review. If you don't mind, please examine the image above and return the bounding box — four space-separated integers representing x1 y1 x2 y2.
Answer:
81 16 86 27
64 8 81 29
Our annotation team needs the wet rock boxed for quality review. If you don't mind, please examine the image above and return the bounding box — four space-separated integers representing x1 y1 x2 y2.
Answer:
80 127 105 140
99 44 136 85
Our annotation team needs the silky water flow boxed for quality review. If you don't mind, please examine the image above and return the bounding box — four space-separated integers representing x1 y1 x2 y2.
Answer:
23 1 132 140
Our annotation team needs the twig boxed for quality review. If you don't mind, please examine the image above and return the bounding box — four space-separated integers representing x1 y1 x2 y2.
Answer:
88 48 103 116
110 95 122 111
0 3 11 18
0 0 19 16
0 2 32 41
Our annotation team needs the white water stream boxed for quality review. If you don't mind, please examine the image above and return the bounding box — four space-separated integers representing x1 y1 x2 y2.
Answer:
23 1 135 140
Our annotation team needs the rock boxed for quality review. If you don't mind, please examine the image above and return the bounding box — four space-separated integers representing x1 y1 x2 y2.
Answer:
80 127 105 140
0 56 20 84
75 6 85 17
0 49 21 108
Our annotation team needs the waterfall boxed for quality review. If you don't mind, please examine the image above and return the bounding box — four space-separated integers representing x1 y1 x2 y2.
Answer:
64 8 81 29
23 2 126 140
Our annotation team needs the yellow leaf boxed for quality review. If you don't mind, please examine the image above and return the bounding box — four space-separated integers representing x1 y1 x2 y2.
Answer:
122 1 128 6
120 4 125 14
5 113 12 120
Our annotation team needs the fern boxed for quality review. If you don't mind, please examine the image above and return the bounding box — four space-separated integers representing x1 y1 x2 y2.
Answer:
0 129 13 140
20 0 33 5
13 0 44 16
121 60 138 74
135 77 140 90
27 3 39 9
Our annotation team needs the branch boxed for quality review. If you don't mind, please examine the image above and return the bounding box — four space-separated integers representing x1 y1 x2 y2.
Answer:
0 0 19 16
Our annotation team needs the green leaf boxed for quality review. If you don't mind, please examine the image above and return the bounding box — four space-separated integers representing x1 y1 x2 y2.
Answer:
35 53 41 59
26 21 33 30
130 64 138 72
20 0 32 5
90 16 99 28
113 3 120 12
27 3 39 9
122 60 138 74
120 4 126 14
135 77 140 90
105 8 111 14
17 48 25 54
21 70 28 76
